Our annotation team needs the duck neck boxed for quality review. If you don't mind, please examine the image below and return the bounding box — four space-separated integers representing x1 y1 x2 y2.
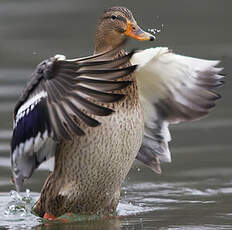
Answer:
94 36 114 55
94 28 139 107
94 27 127 55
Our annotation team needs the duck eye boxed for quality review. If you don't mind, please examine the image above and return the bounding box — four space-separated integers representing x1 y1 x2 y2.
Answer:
111 15 117 20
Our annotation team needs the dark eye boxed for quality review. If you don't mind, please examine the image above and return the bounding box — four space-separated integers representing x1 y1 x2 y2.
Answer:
111 15 117 20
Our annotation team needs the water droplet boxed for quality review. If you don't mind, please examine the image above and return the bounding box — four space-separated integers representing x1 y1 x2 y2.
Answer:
4 189 34 217
147 26 162 38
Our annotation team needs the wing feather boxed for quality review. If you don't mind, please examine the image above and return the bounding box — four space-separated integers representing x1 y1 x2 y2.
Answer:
77 78 132 92
11 45 136 191
132 48 223 173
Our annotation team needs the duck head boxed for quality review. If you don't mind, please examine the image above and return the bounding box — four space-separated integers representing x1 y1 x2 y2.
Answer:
94 6 155 54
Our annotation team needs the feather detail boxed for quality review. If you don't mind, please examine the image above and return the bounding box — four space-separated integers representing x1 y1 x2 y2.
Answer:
11 46 136 191
132 47 223 173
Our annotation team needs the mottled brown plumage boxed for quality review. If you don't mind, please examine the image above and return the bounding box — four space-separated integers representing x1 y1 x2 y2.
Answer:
33 7 148 217
13 6 223 218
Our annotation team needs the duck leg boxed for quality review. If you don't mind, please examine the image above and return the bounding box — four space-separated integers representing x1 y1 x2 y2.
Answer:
33 172 66 218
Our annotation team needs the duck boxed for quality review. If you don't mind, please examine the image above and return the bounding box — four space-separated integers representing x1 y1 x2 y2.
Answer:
11 6 223 219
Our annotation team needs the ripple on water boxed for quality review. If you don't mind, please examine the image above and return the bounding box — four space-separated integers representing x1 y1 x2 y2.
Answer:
0 178 232 229
160 226 232 230
0 189 163 229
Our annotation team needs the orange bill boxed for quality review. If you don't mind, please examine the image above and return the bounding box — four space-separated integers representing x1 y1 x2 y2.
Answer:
124 20 155 41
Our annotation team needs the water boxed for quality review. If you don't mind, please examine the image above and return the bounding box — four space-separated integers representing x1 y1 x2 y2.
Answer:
1 175 232 229
0 0 232 229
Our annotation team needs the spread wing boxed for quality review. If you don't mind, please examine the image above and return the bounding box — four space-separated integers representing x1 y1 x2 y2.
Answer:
131 47 224 173
11 48 136 191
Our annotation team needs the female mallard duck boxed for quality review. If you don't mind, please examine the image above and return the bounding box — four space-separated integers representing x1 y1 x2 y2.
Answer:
11 6 223 218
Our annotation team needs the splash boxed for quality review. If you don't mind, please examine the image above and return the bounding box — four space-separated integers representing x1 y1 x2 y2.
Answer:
147 17 164 39
147 26 163 39
0 190 40 229
4 189 34 217
148 28 161 34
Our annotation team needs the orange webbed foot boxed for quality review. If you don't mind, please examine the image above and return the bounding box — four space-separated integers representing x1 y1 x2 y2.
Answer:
43 213 56 220
43 212 71 223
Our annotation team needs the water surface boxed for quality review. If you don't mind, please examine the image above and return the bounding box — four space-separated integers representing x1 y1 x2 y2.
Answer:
0 0 232 229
